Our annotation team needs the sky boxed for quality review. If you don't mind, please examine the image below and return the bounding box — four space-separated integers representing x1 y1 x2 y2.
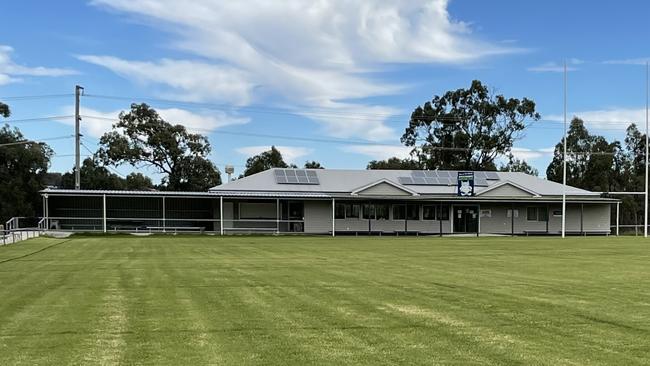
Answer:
1 0 649 181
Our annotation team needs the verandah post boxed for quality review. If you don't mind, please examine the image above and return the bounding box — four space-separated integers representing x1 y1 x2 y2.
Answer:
102 194 107 233
276 198 280 234
220 196 224 236
616 201 620 236
331 198 336 237
439 203 443 237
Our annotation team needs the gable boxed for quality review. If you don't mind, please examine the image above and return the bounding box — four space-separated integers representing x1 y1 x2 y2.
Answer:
354 181 415 196
478 183 537 197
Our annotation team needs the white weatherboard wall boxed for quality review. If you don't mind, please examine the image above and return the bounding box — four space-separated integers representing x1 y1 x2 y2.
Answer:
304 200 332 234
356 183 412 196
478 202 611 234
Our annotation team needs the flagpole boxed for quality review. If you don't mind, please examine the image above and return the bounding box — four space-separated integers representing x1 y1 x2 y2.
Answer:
562 60 567 238
643 62 650 238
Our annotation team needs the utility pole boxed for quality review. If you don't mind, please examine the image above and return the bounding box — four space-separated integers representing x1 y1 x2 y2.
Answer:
74 85 84 190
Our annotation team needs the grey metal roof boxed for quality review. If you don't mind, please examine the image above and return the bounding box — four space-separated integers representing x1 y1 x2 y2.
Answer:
41 189 215 197
211 168 599 197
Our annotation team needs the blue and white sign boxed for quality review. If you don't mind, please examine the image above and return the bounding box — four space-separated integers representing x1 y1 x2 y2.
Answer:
457 172 475 197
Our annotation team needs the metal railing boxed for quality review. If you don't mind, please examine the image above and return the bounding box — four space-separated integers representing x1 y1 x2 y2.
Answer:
2 217 44 245
40 216 307 234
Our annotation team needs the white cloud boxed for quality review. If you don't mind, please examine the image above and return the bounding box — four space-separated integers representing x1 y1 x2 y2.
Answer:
0 45 77 84
236 145 313 164
59 106 249 138
604 57 650 65
84 0 518 141
545 108 644 130
510 147 554 161
76 56 254 106
528 59 583 73
341 144 413 161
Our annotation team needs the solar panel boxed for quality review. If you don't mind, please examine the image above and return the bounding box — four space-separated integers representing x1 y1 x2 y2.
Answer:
413 177 426 185
412 171 426 178
475 178 488 186
275 169 320 184
398 177 415 185
485 171 499 180
474 171 487 179
423 171 437 178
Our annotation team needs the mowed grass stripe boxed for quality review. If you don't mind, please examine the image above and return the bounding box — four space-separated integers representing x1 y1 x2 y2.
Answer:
0 235 649 365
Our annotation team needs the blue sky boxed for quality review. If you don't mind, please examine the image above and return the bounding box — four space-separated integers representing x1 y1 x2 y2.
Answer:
1 0 649 181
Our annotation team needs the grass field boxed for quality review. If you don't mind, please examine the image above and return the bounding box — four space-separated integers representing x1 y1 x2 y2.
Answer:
0 235 649 365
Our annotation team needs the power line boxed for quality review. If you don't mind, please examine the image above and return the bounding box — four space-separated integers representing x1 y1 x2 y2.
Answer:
80 115 633 157
0 93 74 101
0 115 75 124
80 139 127 178
83 92 644 127
0 134 75 147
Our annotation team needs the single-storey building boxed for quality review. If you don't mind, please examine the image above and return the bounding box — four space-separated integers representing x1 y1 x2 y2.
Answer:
41 168 619 236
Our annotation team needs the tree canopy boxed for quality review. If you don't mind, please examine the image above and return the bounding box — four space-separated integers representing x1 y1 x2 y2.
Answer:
304 161 324 169
546 118 621 192
60 158 154 191
0 124 52 222
0 101 9 118
366 157 422 170
243 146 297 177
97 103 221 191
401 80 540 170
499 153 539 176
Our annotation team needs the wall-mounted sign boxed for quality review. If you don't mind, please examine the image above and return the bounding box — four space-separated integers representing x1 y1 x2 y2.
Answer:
457 172 475 197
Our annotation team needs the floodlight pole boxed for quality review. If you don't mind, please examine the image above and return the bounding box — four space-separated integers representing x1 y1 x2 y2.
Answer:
562 61 568 238
643 62 650 238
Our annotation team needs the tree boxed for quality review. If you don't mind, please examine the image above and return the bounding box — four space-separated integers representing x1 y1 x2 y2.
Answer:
97 103 221 191
499 153 538 176
401 80 540 170
546 118 620 192
367 157 422 170
0 101 9 118
125 173 154 190
243 146 296 177
61 158 126 190
0 125 53 222
304 161 324 169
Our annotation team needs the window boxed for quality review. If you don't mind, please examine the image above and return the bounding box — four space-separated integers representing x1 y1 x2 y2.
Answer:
376 204 390 220
423 205 436 220
407 204 420 220
345 204 360 219
527 207 538 221
539 208 549 222
527 207 549 222
437 205 450 221
363 204 375 219
553 210 563 217
335 203 346 219
392 204 406 220
480 209 492 218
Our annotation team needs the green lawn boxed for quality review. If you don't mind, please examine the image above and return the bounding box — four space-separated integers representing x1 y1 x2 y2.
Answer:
0 235 649 365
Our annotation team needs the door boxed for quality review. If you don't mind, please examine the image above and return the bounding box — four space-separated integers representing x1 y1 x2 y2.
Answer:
453 205 479 233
